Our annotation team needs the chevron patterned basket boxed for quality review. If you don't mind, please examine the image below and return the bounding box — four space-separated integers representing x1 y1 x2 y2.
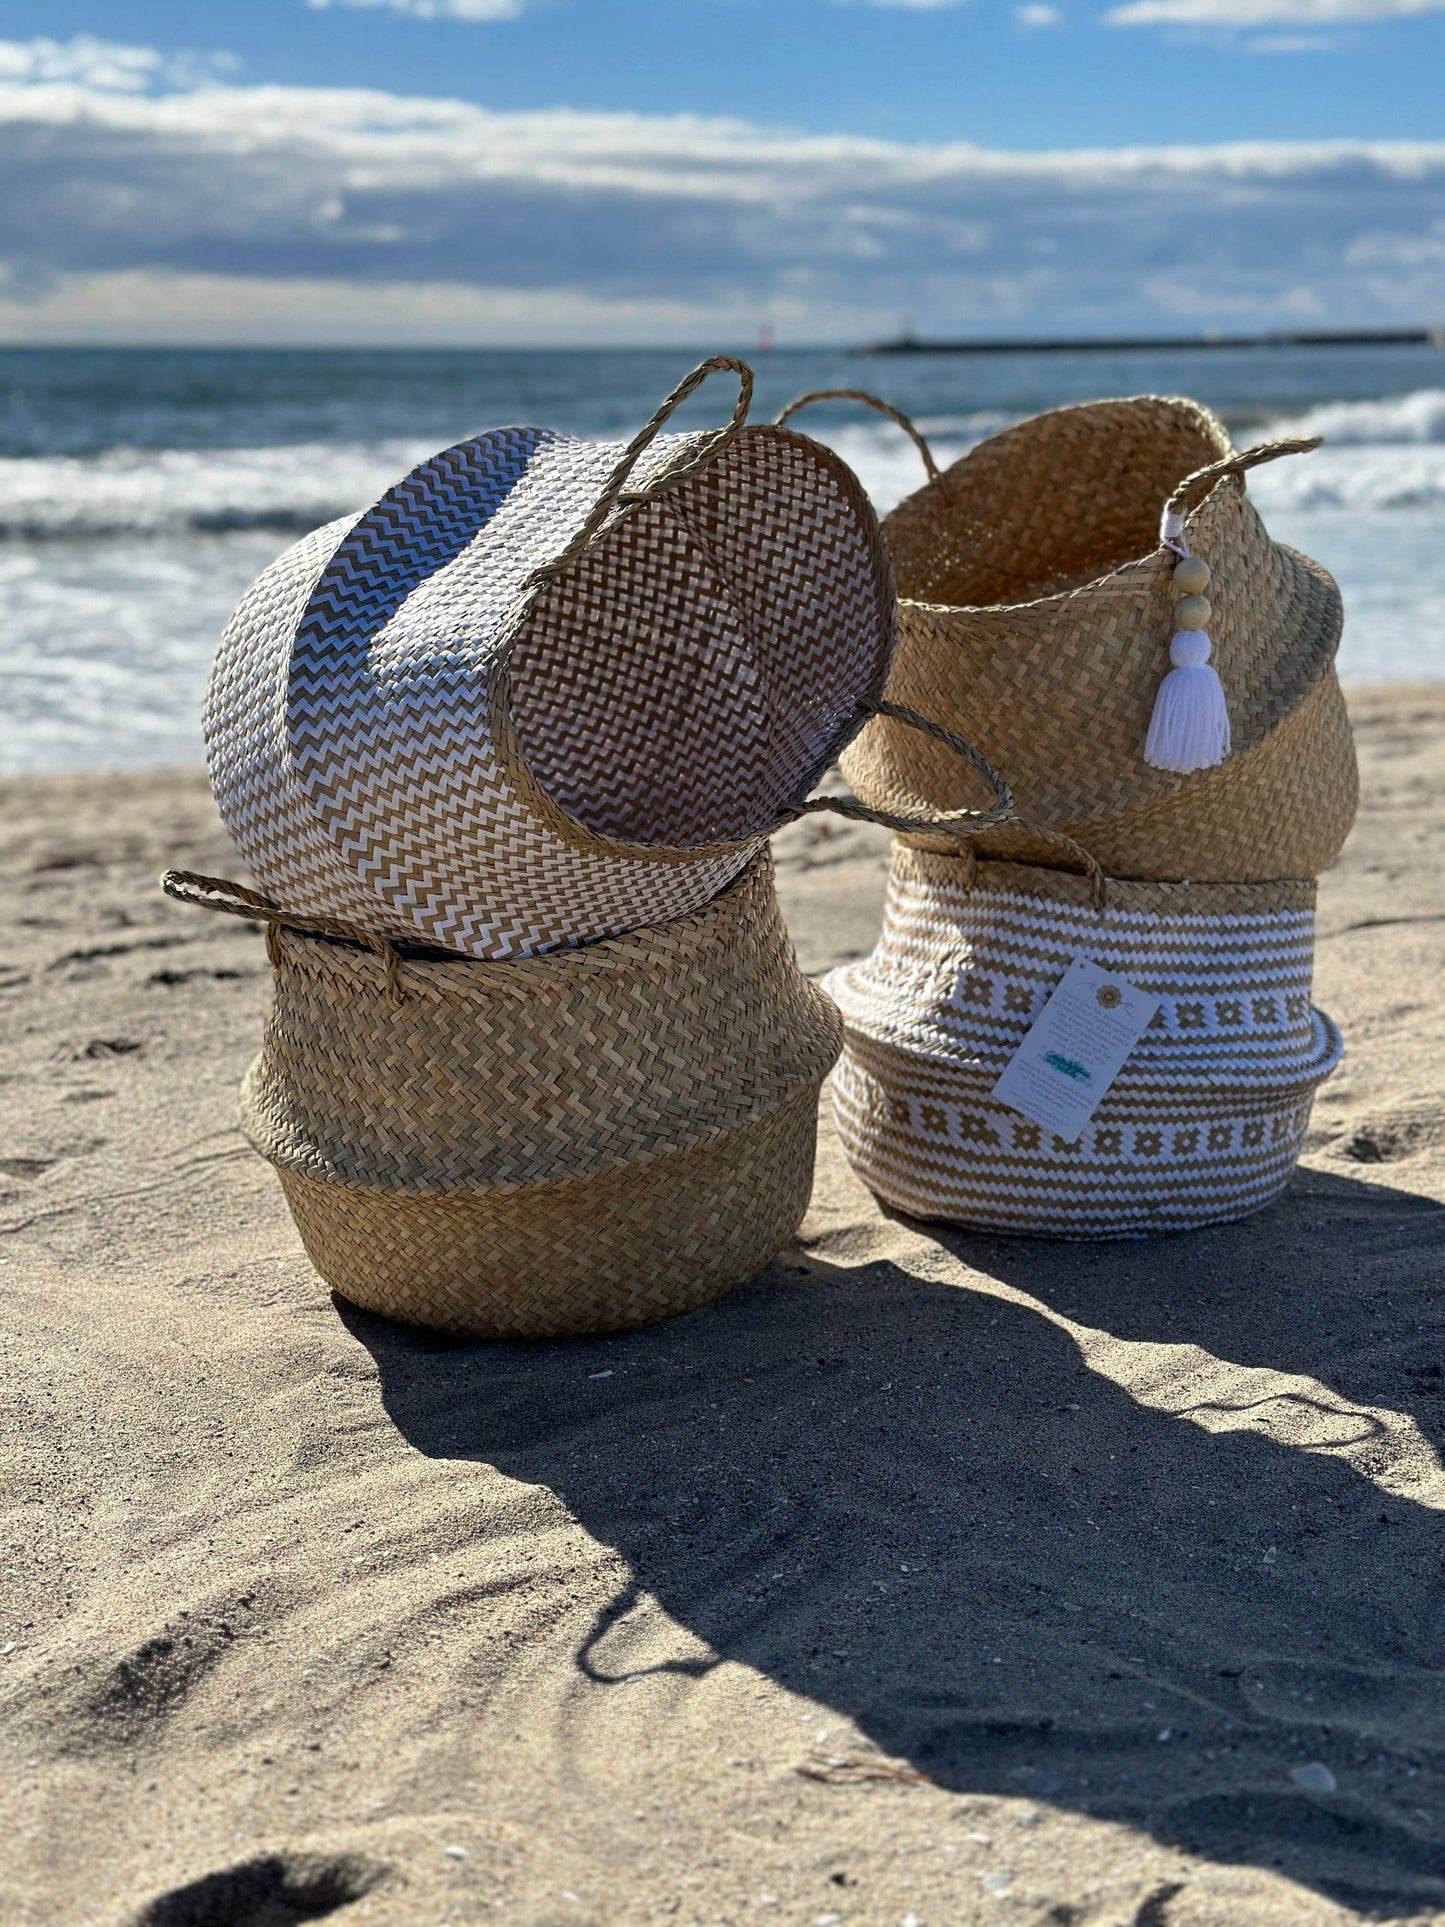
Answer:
778 392 1356 885
825 849 1343 1237
172 855 841 1337
204 356 1006 963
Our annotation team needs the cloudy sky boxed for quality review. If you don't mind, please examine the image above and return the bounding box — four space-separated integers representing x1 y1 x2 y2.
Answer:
2 0 1443 344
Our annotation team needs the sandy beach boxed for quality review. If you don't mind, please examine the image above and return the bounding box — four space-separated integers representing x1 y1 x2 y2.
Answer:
2 682 1444 1927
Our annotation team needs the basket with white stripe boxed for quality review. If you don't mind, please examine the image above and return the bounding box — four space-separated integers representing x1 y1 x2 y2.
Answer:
205 356 1008 962
825 848 1342 1238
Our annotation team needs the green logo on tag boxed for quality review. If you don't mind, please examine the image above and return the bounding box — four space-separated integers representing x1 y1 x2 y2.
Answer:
1044 1052 1091 1084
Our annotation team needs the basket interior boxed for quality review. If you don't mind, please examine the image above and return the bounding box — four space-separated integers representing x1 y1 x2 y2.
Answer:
508 431 889 847
884 397 1232 608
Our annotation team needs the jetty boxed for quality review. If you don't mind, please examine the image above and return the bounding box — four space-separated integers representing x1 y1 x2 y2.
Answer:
860 325 1445 355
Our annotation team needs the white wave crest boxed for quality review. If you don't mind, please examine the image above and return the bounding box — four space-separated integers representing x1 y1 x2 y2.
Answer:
1262 387 1445 447
0 440 436 540
1246 444 1445 514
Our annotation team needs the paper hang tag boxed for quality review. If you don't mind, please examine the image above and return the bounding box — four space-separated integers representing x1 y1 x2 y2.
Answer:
990 956 1162 1141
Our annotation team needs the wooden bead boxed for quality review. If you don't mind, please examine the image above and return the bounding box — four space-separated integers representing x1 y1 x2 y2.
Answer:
1173 556 1211 595
1175 593 1211 628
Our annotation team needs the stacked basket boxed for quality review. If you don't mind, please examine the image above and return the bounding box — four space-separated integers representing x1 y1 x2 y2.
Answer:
167 358 1009 1332
779 391 1355 1237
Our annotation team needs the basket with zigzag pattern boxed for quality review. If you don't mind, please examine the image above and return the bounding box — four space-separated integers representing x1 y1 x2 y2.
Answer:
205 356 1008 962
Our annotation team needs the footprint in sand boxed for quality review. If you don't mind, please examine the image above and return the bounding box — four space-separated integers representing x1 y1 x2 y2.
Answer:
76 1615 245 1748
133 1849 391 1927
0 1156 55 1181
27 1598 265 1765
148 965 252 988
77 1038 144 1060
0 1140 106 1184
1337 1113 1444 1162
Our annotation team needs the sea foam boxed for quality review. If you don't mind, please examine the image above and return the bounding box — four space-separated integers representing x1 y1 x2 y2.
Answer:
1263 387 1445 447
0 440 437 540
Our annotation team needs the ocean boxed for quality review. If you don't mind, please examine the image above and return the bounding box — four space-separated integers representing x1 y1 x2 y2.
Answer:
1 343 1442 775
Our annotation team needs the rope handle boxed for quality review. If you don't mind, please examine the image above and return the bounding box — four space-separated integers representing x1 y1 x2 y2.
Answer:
539 356 754 587
774 700 1013 842
162 866 720 1000
1164 435 1321 529
775 388 942 488
162 868 371 941
161 869 409 1003
1010 823 1107 909
917 822 1108 911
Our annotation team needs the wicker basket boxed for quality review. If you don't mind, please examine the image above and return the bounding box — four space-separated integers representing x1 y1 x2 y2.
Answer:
824 849 1342 1238
205 357 1008 963
778 392 1356 884
175 856 841 1337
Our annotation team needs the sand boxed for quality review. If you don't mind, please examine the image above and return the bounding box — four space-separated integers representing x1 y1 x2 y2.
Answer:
2 683 1444 1927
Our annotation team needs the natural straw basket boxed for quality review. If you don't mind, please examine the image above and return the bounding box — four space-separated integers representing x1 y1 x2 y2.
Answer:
824 847 1342 1238
206 357 1009 961
776 392 1356 884
165 857 841 1337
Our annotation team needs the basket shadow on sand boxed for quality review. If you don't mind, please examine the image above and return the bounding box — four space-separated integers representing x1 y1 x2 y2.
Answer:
345 1163 1445 1919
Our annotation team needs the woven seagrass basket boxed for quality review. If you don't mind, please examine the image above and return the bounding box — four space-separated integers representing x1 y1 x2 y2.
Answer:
206 357 1007 962
169 856 841 1337
825 848 1342 1238
777 392 1356 884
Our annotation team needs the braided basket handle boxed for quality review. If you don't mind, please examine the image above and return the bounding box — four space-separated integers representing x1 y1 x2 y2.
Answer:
1165 435 1321 522
775 388 942 487
776 700 1013 844
161 869 410 1002
916 822 1108 911
545 356 754 579
1011 824 1108 909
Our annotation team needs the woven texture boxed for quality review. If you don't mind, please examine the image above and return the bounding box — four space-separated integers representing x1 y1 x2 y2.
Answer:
824 850 1342 1237
242 855 842 1335
830 396 1356 883
277 1088 819 1339
832 1038 1332 1238
206 361 899 959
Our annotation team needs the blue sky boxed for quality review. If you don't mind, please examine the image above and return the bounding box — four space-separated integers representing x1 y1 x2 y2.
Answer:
10 0 1445 146
0 0 1442 343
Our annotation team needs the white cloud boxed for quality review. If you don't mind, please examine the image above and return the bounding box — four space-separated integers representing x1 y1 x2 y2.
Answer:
0 36 1442 342
1108 0 1445 23
1245 29 1346 44
0 34 235 91
0 34 158 89
1016 4 1063 23
308 0 529 17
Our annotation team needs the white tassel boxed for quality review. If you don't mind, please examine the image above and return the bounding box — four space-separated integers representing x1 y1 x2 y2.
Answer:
1143 629 1231 773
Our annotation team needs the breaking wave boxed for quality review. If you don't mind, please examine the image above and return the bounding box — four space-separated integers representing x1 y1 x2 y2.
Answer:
1263 388 1445 446
0 440 435 540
